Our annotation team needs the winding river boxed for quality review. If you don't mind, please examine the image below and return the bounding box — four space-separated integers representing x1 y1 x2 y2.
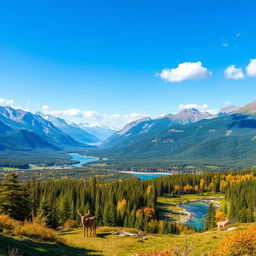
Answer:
179 201 209 231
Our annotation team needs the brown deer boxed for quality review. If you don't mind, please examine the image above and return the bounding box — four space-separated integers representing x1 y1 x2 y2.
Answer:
217 217 229 231
77 209 97 237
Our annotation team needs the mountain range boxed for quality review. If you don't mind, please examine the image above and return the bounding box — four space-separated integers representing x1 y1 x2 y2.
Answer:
94 101 256 170
2 101 256 170
0 106 113 153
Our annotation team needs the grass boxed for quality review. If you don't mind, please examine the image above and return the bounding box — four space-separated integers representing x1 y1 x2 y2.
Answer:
0 233 94 256
60 224 256 256
1 223 256 256
157 192 224 222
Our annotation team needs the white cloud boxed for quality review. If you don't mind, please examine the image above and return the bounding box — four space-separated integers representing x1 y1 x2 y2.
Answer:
246 59 256 77
224 65 244 79
41 106 147 129
157 61 212 82
222 43 229 47
179 103 218 115
0 98 14 106
223 100 232 106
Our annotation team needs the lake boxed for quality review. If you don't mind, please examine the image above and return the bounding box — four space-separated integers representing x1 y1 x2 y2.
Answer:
69 154 171 180
68 153 99 167
179 201 209 231
131 173 170 180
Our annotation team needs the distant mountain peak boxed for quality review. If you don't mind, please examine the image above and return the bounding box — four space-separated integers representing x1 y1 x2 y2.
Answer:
236 100 256 114
217 105 239 116
172 108 213 124
117 117 151 135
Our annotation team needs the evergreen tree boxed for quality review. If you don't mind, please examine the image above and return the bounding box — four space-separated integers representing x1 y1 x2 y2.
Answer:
205 203 216 230
59 195 71 224
0 173 30 220
103 200 116 226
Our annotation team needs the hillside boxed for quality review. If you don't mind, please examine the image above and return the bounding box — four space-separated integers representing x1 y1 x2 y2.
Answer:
1 224 256 256
0 106 83 149
40 113 101 144
102 108 212 149
92 111 256 170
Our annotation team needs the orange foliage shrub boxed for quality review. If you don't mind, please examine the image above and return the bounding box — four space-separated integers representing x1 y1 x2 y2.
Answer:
0 215 21 232
136 209 143 218
63 219 78 229
15 222 61 242
215 228 256 255
144 208 156 219
0 214 61 242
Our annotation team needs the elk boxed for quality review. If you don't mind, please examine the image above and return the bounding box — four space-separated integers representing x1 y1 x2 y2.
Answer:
77 209 97 237
217 217 229 231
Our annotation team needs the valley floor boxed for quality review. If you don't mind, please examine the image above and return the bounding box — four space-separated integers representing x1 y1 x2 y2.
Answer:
157 193 225 223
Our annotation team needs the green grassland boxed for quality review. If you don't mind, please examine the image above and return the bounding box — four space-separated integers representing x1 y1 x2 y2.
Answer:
1 224 256 256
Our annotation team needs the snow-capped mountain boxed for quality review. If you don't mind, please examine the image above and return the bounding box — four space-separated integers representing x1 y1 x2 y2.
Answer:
79 122 116 141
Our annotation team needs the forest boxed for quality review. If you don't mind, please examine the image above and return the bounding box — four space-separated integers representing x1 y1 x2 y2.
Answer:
1 169 256 235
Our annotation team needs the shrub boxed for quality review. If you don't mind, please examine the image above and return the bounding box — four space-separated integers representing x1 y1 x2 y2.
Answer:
0 215 21 233
0 214 61 242
15 222 61 242
214 228 256 255
63 219 78 229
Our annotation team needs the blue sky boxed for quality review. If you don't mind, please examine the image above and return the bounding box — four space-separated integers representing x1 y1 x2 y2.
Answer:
0 0 256 128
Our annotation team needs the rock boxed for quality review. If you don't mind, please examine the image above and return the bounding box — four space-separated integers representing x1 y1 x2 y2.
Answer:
112 230 147 239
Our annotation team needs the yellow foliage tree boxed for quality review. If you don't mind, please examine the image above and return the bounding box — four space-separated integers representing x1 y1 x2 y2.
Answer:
147 185 154 195
117 199 127 216
174 185 180 194
199 178 205 192
215 211 226 221
183 184 193 193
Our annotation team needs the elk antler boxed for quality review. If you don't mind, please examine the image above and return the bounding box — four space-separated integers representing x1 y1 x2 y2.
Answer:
85 209 90 217
77 209 83 217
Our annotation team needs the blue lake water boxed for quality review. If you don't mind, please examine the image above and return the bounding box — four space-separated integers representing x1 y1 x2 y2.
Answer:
68 153 98 167
69 153 170 180
131 173 170 180
179 201 209 231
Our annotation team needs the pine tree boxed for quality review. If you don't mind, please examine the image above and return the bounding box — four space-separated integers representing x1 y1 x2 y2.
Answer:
103 200 116 226
205 203 216 230
59 195 71 224
0 173 30 220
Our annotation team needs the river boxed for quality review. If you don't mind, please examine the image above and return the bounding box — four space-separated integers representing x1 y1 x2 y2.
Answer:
179 201 209 231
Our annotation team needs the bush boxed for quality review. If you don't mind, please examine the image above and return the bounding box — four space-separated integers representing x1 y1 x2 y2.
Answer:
0 214 61 242
0 215 21 233
63 219 78 229
15 222 61 242
214 228 256 255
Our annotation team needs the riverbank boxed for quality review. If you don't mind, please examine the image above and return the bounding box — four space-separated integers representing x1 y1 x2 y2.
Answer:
158 193 224 225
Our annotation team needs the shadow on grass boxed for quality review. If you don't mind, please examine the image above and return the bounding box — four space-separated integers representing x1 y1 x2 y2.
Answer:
96 232 111 238
0 234 102 256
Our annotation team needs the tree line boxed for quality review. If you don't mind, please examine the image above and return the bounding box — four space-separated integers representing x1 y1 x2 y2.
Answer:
1 169 256 233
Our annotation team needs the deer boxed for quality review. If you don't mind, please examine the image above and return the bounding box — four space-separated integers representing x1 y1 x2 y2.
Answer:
77 209 97 237
217 217 229 231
